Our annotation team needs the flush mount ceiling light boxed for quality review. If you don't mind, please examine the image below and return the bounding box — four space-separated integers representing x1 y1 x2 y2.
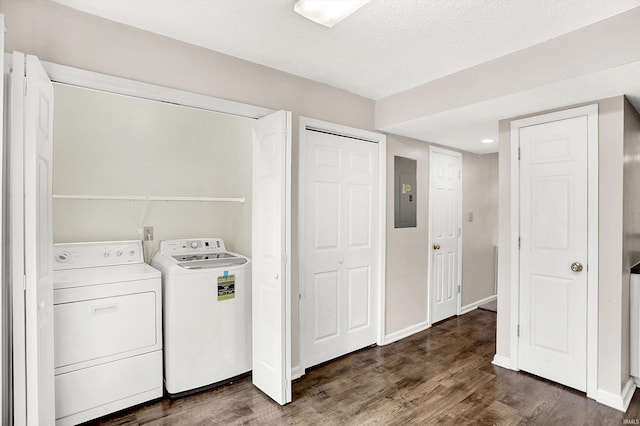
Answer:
294 0 371 28
481 138 495 144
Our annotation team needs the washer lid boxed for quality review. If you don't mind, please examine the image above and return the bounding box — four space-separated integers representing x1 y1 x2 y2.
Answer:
53 263 160 289
175 255 248 269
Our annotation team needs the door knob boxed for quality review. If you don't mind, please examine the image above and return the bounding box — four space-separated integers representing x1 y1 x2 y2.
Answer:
433 243 441 250
571 262 583 272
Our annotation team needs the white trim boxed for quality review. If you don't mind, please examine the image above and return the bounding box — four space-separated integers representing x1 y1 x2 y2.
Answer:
284 111 293 403
586 104 599 399
460 294 497 315
9 51 27 426
491 354 514 370
381 321 430 346
2 54 275 120
0 15 5 425
53 194 246 203
427 146 463 323
378 137 387 345
290 366 305 381
509 104 599 399
595 377 636 412
297 116 386 370
459 304 477 316
40 60 274 119
509 124 520 371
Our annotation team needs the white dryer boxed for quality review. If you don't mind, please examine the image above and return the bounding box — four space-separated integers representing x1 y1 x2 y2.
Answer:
151 238 252 396
52 240 163 425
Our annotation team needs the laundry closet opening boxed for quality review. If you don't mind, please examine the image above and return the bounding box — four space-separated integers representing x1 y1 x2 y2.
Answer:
52 83 254 258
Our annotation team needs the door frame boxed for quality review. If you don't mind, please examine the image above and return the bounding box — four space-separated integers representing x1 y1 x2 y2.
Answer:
298 116 387 372
427 146 463 323
509 104 599 398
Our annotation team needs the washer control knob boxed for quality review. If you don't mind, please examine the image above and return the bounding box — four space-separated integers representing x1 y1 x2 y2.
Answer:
115 250 123 257
190 241 199 249
129 250 136 257
102 250 111 257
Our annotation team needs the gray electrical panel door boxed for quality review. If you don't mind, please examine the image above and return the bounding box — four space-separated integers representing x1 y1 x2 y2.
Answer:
394 156 417 228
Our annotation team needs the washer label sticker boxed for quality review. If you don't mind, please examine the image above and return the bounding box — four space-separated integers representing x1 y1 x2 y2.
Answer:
217 275 235 301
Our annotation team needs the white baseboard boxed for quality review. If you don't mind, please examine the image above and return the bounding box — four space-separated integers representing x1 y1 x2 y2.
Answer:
291 365 305 380
459 303 477 315
595 377 636 412
491 354 513 370
380 320 430 346
460 294 497 315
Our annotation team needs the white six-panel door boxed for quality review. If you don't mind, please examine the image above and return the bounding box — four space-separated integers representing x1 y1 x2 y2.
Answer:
518 116 588 391
301 129 378 368
429 147 461 324
251 110 292 405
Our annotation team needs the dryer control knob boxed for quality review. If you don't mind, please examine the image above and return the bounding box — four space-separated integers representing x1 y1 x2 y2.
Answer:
55 252 71 263
190 241 199 249
102 250 111 257
115 250 123 257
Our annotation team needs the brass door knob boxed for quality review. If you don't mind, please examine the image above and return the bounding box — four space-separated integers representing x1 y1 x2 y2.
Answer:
571 262 583 272
433 243 441 250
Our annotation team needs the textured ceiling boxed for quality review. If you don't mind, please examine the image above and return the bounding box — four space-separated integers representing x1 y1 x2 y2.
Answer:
50 0 640 100
46 0 640 153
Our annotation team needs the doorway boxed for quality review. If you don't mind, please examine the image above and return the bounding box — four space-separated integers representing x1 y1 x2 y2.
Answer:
8 57 294 423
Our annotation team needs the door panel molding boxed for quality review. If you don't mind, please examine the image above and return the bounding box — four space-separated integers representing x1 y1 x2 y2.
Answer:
298 116 386 371
509 104 598 398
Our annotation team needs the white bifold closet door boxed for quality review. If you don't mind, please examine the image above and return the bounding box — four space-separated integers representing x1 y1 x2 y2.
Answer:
251 110 292 405
9 52 55 425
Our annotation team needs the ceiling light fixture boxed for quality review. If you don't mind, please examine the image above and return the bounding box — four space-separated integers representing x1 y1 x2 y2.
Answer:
294 0 371 28
481 138 495 144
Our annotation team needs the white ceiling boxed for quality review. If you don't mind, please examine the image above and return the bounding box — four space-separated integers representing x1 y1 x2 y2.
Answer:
50 0 640 153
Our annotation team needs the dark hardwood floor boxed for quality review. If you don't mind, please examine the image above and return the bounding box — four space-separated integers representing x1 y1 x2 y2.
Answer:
89 310 640 425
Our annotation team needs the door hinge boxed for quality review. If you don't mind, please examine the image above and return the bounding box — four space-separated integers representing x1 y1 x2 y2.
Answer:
518 148 521 160
457 285 461 294
518 237 521 249
283 253 288 264
23 275 26 291
458 227 461 237
458 170 461 180
517 325 520 337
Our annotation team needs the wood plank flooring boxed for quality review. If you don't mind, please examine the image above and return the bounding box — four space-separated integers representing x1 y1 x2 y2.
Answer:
89 310 640 425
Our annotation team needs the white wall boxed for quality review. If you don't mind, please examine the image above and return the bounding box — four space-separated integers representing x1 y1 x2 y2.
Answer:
52 84 253 258
461 152 498 306
384 135 430 336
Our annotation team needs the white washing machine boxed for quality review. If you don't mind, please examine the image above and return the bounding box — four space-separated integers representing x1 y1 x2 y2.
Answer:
151 238 252 395
53 241 163 425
